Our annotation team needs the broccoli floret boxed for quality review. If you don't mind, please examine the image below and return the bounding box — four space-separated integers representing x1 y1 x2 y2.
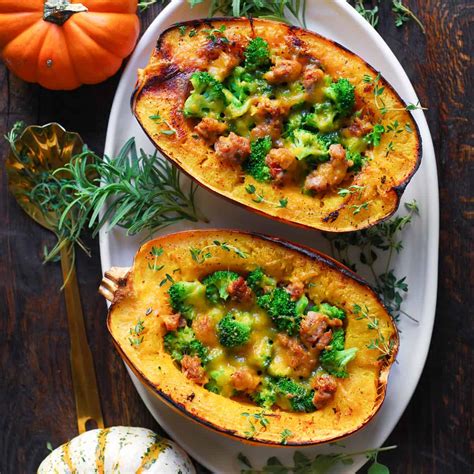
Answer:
342 135 369 154
217 312 251 347
168 281 206 320
257 287 300 336
275 377 315 412
318 303 346 320
320 328 357 378
164 327 208 363
324 78 355 117
246 267 277 295
283 110 308 137
295 295 309 315
202 270 239 304
287 129 330 163
252 376 277 409
305 102 339 133
226 66 272 102
247 336 273 369
275 82 307 108
243 136 273 182
253 377 315 412
183 72 226 119
204 367 234 396
347 150 366 173
244 37 271 72
318 131 341 148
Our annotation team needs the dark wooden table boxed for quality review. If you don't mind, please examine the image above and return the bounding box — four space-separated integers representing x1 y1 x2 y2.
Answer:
0 2 472 473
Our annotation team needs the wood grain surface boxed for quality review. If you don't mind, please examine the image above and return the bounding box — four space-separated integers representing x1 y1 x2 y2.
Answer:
0 2 472 473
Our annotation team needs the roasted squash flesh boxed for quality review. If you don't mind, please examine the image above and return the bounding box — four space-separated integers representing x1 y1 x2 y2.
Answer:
106 230 399 445
133 19 421 232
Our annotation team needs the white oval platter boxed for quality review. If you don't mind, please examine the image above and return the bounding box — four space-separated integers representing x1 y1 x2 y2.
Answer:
101 0 439 472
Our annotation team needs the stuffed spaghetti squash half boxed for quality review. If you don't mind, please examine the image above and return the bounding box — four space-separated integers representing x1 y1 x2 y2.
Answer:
105 230 399 445
132 18 421 232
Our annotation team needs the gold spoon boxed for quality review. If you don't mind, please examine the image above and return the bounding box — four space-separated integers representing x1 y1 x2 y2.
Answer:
6 122 104 434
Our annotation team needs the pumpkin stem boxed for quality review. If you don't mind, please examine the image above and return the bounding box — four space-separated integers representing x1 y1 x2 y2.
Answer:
43 0 88 26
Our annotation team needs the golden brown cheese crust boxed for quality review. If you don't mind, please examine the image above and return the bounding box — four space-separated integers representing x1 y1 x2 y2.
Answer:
133 18 421 233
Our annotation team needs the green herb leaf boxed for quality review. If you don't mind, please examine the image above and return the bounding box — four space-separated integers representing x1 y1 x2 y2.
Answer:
368 461 391 474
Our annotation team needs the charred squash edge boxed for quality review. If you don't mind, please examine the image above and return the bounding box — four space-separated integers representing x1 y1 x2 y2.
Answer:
131 18 422 234
106 229 400 446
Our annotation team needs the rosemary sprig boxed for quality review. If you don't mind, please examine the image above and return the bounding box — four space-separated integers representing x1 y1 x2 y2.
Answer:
5 123 206 266
58 138 204 240
324 200 419 322
203 0 307 27
238 445 396 473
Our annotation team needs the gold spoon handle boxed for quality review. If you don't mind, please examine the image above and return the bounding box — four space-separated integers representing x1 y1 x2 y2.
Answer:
60 246 104 434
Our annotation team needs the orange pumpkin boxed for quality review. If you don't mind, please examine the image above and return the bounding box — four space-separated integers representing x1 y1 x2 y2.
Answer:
0 0 140 90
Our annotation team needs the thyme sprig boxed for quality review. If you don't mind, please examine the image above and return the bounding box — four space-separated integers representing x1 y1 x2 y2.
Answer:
392 0 425 33
190 240 248 263
354 304 395 360
246 184 288 208
324 200 419 322
241 411 271 438
238 445 396 473
352 0 424 33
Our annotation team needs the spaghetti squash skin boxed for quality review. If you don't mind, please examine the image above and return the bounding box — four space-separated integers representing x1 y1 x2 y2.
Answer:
132 18 421 233
105 230 399 446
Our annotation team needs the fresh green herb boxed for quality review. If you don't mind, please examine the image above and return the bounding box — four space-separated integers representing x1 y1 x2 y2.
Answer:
363 74 426 115
138 0 161 12
280 428 292 445
159 273 175 287
5 124 206 269
245 184 256 194
148 246 165 271
241 411 271 438
57 138 204 241
392 1 425 32
129 318 145 346
245 184 289 209
354 304 395 360
351 201 370 215
354 1 379 27
46 441 54 453
386 120 403 134
385 141 395 157
338 185 366 199
190 240 248 264
352 0 424 33
178 25 187 36
203 25 229 44
189 0 307 28
238 445 396 473
189 29 198 37
149 113 162 123
366 124 385 146
324 200 419 322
